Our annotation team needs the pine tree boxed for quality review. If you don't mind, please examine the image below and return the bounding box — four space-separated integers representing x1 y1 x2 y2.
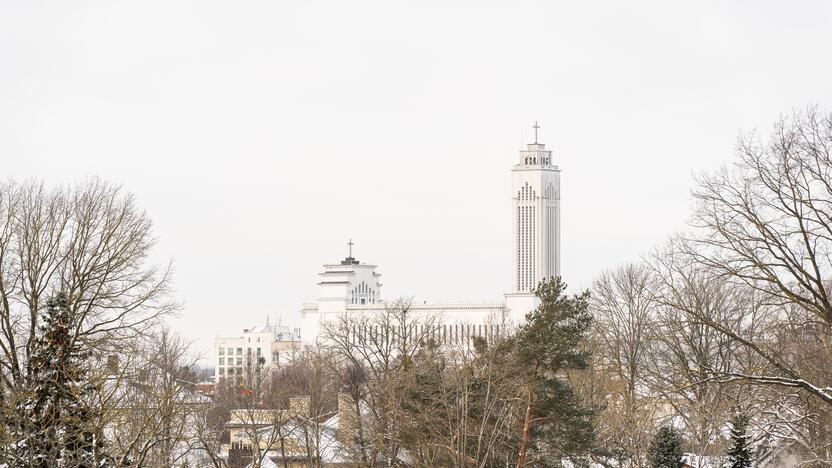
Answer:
648 426 683 468
512 277 596 467
726 413 753 468
1 293 111 467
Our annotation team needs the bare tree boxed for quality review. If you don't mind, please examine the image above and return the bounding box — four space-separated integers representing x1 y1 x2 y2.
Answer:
192 376 270 468
0 178 177 466
685 108 832 405
400 335 522 468
0 178 176 391
228 406 296 468
646 251 765 461
323 298 438 466
191 388 231 468
590 263 658 467
101 329 205 467
754 386 832 467
279 348 338 468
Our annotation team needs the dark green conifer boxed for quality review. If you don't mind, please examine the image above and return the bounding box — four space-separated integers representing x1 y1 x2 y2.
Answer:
726 412 753 468
512 277 597 466
648 426 683 468
2 293 111 467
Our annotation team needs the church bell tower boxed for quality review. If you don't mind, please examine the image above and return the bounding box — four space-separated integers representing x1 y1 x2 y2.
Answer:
505 122 561 322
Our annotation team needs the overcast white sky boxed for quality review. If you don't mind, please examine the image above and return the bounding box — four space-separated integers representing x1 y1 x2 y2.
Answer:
2 1 831 358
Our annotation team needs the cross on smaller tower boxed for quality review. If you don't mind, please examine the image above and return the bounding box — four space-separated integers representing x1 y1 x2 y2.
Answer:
533 121 540 144
348 238 354 258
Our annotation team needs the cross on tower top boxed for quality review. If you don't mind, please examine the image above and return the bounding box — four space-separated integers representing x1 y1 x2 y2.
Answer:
533 121 540 144
340 238 360 265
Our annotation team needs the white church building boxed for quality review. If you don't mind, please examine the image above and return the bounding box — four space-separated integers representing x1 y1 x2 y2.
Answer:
299 124 561 345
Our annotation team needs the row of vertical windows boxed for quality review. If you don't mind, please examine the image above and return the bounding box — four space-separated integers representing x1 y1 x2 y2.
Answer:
218 347 244 356
544 183 553 280
350 281 377 305
517 183 537 292
524 155 551 165
219 357 244 366
548 203 555 278
516 206 521 291
530 206 535 290
218 349 265 367
345 323 502 346
517 182 558 291
544 183 557 280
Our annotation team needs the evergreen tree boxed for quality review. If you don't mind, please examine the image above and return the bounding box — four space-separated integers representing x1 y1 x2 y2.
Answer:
648 426 683 468
726 413 753 468
1 293 111 467
511 277 596 467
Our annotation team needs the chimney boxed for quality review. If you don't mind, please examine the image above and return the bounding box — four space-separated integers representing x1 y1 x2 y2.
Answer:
289 396 310 417
337 393 358 443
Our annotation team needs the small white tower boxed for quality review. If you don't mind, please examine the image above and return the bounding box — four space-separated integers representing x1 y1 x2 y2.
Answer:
505 122 561 322
299 240 383 344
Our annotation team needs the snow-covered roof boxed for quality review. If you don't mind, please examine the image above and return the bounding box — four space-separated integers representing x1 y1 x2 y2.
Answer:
227 409 287 426
235 413 350 464
681 453 723 468
245 457 279 468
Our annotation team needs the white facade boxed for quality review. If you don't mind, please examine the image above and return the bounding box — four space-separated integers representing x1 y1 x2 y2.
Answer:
504 134 561 322
214 325 301 382
299 125 561 344
510 141 561 291
300 255 383 345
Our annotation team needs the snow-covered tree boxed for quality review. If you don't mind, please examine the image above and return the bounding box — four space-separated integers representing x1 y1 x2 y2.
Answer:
685 108 832 407
648 426 683 468
0 178 176 414
726 413 753 468
1 293 112 467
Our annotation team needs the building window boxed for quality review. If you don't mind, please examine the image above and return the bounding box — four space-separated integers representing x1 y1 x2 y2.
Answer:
219 358 225 365
219 368 225 376
218 347 225 356
272 351 279 363
237 357 243 366
228 368 234 376
236 348 242 355
257 348 261 356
